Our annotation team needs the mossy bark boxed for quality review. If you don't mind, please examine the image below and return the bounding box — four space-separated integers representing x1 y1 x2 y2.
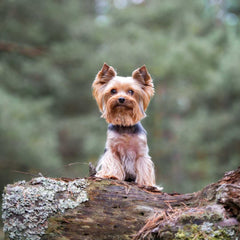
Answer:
2 168 240 240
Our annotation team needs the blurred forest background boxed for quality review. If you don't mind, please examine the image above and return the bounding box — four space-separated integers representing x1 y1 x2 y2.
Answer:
0 0 240 206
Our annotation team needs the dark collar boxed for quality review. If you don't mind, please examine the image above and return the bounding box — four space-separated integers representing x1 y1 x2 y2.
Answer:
108 122 146 135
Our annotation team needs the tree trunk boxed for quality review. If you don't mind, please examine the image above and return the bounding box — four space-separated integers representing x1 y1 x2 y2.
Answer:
2 167 240 240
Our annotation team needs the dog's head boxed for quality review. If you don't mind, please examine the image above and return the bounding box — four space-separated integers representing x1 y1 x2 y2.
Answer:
92 63 154 126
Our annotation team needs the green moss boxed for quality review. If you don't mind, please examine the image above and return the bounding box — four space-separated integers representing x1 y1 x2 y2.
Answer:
174 223 236 240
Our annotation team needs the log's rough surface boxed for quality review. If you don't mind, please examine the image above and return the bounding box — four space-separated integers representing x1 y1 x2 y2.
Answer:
2 167 240 240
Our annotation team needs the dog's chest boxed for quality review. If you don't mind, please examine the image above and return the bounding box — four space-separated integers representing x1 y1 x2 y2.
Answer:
107 127 148 180
108 131 147 159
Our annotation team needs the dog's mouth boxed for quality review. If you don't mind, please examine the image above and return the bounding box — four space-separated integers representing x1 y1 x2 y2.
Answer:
104 98 145 126
114 103 132 110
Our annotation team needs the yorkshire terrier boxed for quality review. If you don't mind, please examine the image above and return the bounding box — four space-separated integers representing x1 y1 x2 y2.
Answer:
92 63 155 186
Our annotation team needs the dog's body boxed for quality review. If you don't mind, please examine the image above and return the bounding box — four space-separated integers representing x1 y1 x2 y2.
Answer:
97 122 155 186
92 63 156 186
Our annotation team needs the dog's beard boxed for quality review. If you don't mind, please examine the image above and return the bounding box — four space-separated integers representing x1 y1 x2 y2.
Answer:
102 98 145 126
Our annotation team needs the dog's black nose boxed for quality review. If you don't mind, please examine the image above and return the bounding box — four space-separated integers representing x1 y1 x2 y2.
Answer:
118 97 125 104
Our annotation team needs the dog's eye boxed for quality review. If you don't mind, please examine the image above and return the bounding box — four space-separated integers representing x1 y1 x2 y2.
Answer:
128 90 134 95
111 89 117 94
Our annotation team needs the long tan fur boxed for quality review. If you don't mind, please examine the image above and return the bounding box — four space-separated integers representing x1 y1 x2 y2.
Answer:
92 63 155 186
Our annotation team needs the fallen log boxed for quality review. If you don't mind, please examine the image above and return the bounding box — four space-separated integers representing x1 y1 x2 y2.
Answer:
2 167 240 239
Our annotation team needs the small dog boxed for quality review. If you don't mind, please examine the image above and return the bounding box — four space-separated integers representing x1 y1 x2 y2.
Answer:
92 63 155 186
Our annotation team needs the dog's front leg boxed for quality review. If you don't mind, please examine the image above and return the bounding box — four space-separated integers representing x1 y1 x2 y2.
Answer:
135 155 155 186
96 150 125 180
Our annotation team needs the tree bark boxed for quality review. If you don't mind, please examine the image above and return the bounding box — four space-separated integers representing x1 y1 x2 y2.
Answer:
0 41 45 57
2 167 240 240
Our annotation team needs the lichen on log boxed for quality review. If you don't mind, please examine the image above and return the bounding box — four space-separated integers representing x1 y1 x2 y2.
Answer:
2 177 88 240
2 167 240 240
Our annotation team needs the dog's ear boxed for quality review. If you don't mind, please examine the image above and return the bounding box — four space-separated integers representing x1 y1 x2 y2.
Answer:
132 65 151 85
92 63 116 112
132 65 154 110
96 63 116 84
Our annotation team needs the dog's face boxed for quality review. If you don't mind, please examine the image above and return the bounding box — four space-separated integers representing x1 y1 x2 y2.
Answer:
92 63 154 126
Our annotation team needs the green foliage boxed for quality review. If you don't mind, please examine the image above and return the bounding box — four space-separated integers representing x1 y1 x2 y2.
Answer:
0 87 61 189
0 0 239 194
